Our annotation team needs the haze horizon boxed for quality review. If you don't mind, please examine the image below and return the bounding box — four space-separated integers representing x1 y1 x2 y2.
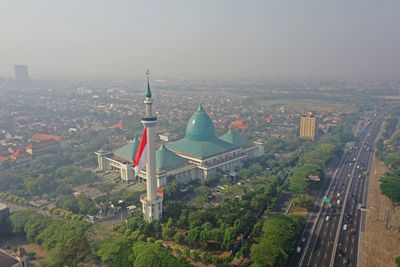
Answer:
1 0 400 80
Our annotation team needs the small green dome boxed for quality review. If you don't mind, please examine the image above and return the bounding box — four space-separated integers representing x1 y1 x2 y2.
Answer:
185 104 216 141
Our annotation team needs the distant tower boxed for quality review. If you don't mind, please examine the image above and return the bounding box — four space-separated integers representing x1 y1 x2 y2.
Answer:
140 70 163 222
14 65 30 85
299 112 317 140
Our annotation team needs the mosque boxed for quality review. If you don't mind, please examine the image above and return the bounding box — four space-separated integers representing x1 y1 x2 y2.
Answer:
96 105 265 187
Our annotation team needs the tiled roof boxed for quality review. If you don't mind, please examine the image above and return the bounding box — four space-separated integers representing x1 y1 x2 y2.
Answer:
156 143 187 173
0 156 8 163
113 137 140 163
31 133 62 142
26 139 58 149
111 120 123 129
231 120 248 130
167 136 237 159
0 249 19 267
10 149 31 160
219 128 250 147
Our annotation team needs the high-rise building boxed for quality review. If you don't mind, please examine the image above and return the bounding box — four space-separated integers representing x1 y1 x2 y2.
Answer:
140 70 163 222
14 65 30 84
300 112 317 140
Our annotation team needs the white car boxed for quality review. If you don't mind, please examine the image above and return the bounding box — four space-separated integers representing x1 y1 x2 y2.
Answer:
343 224 347 231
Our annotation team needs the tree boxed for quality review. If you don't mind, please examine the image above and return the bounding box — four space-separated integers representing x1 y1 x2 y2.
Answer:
98 183 116 195
182 247 190 257
77 194 96 215
250 215 304 267
395 256 400 267
292 194 314 211
174 232 185 244
237 169 252 179
162 226 175 239
57 196 79 214
8 209 37 235
249 164 263 176
132 242 193 267
96 238 134 266
37 220 91 250
380 173 400 202
219 177 232 186
223 226 238 250
24 214 53 243
384 152 400 169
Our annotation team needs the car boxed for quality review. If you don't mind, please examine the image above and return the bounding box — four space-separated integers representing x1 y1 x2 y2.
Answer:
297 246 301 253
350 228 356 234
348 174 351 177
325 216 330 221
301 237 306 242
343 224 347 230
337 193 341 197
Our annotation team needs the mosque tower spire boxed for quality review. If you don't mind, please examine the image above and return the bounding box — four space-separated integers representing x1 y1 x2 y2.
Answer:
140 70 163 222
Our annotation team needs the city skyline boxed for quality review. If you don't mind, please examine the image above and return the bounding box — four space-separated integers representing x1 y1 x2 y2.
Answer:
1 1 400 80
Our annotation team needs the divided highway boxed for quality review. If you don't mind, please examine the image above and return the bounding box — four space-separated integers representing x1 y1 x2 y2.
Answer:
289 114 384 267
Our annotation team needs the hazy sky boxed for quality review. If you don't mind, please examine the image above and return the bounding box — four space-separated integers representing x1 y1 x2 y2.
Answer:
1 1 399 80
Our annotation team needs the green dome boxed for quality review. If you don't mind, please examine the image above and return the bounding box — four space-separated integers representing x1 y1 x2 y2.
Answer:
185 104 216 141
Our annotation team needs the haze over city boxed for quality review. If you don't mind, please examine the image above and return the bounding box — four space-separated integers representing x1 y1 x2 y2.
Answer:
2 2 400 267
1 0 400 80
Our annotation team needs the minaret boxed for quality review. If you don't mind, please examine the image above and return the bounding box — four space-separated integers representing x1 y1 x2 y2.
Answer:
140 70 163 222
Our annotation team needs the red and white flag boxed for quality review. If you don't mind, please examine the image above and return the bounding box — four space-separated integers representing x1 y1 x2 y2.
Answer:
133 128 147 174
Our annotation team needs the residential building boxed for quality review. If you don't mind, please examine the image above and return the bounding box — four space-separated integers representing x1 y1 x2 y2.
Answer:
300 112 317 140
14 65 30 85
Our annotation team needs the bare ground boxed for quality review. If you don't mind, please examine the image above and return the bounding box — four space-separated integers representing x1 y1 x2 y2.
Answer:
363 155 400 267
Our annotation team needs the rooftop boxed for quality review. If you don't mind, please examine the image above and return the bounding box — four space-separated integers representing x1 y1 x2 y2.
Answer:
31 133 62 142
0 249 19 267
113 137 140 163
219 128 250 147
156 143 187 173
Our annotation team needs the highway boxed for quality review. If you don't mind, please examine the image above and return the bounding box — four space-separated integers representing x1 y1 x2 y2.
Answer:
289 113 384 267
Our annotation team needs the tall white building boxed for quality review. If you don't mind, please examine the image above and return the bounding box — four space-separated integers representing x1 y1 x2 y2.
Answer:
139 71 163 222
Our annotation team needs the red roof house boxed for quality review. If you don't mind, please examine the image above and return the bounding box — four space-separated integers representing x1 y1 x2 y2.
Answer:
31 133 62 142
111 120 123 129
231 120 248 130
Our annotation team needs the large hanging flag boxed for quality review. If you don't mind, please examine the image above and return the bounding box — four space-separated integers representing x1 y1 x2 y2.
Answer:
133 128 147 174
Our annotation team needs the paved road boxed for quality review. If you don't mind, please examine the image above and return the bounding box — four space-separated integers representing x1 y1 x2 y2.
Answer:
289 113 384 267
